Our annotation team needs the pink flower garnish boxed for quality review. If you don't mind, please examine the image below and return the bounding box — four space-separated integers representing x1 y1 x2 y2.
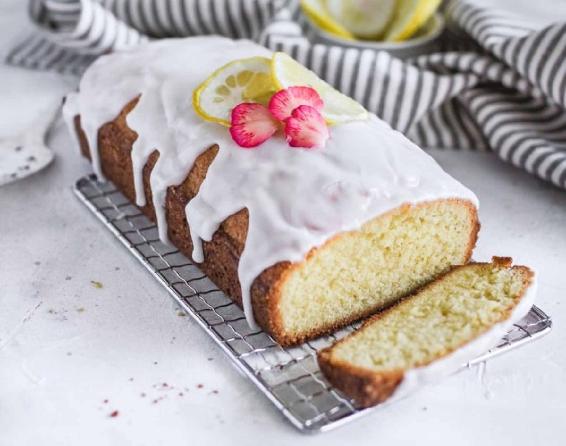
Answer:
284 105 330 149
229 103 280 148
229 87 330 149
268 86 324 121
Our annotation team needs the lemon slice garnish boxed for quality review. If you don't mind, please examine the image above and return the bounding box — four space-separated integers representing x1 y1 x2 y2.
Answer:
299 0 355 40
193 56 277 126
384 0 442 42
271 52 368 124
326 0 396 39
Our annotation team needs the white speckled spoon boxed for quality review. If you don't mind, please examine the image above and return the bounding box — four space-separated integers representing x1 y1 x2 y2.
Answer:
0 100 60 187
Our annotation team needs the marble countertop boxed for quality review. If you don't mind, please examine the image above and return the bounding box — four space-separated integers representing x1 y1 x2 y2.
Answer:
1 2 565 445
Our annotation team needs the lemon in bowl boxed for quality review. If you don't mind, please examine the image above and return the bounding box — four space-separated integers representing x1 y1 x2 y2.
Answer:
325 0 397 40
300 0 445 59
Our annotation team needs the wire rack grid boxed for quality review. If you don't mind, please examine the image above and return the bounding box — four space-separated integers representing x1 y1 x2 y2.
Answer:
74 174 552 433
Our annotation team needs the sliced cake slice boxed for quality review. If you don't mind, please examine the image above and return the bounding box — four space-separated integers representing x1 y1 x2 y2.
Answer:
318 257 536 407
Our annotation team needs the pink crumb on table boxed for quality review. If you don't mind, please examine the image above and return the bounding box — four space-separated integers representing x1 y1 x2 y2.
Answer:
152 396 167 405
109 410 119 418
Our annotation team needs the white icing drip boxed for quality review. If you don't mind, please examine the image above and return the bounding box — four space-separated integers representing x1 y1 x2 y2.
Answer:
388 271 538 403
63 36 479 328
75 50 146 179
62 92 80 149
126 74 164 207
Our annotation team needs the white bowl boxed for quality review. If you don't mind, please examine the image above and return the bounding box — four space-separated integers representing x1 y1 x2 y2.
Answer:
311 13 445 59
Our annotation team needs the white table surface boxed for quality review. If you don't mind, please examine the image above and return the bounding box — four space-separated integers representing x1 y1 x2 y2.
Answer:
1 2 565 445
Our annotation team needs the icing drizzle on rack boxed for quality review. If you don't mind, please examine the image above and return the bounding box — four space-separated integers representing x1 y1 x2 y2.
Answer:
64 37 479 328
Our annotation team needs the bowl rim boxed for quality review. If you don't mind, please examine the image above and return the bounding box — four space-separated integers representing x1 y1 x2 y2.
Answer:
313 13 445 50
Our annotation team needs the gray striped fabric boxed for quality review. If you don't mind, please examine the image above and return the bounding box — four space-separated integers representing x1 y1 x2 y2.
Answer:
7 0 566 189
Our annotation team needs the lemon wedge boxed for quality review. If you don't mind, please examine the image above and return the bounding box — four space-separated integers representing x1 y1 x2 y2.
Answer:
193 56 277 126
271 52 368 124
299 0 355 40
326 0 396 39
384 0 442 42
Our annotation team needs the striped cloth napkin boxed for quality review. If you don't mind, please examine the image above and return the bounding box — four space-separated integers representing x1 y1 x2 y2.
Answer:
7 0 566 190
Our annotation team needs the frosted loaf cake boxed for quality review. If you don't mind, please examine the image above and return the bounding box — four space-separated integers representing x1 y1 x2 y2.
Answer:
64 36 479 345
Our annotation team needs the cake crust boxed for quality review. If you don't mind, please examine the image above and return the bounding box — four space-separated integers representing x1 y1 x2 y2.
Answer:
73 98 480 346
317 259 534 407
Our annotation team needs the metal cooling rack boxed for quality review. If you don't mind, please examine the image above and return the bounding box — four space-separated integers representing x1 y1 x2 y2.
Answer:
74 174 552 433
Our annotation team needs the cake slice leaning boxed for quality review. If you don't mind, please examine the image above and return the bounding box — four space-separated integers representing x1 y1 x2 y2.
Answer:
318 257 535 407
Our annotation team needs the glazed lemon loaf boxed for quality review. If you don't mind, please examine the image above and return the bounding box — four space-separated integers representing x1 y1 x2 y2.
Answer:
64 36 479 345
318 257 535 407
